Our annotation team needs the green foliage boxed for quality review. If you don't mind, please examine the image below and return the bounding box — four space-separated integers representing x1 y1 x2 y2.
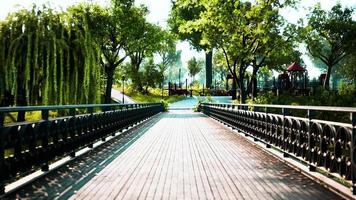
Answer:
124 86 185 104
303 3 356 89
338 82 355 96
168 0 207 51
160 99 169 112
142 58 161 93
187 57 203 81
248 90 356 108
0 5 101 106
212 50 228 88
175 0 298 103
125 11 167 92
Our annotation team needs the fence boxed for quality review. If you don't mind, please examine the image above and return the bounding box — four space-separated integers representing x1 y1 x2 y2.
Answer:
0 103 163 194
199 103 356 194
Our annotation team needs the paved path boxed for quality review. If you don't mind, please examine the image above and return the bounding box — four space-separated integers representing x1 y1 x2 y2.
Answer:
111 88 136 104
169 96 232 110
69 110 340 200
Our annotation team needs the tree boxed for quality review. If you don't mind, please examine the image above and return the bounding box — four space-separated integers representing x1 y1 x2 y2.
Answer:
249 30 302 99
339 52 356 83
157 31 179 88
187 57 203 82
73 0 138 103
304 3 356 90
169 0 213 88
141 58 161 93
181 0 296 102
125 8 166 92
213 50 228 89
0 5 101 108
166 50 184 83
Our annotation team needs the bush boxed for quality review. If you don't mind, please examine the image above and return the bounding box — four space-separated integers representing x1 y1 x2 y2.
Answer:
160 99 169 112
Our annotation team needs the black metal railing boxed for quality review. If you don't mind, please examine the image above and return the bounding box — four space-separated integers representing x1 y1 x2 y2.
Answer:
200 103 356 194
0 103 163 194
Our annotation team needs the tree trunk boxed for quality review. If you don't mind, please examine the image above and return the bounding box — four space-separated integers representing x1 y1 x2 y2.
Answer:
16 88 27 122
104 69 114 104
251 68 258 99
323 64 332 90
232 77 237 100
205 50 213 89
239 72 247 103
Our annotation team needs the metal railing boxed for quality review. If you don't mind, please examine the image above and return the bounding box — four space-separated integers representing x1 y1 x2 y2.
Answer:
199 103 356 194
0 103 163 194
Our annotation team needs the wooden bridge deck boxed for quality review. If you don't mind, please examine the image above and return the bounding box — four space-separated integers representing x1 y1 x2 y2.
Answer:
67 110 340 200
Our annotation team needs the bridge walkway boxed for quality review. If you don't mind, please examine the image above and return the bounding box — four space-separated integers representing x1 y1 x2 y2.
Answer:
67 110 340 200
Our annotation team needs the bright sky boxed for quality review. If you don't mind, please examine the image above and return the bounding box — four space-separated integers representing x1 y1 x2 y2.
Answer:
1 0 356 78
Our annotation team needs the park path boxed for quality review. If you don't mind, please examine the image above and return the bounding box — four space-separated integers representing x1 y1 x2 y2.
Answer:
69 110 340 200
169 96 232 110
111 88 136 104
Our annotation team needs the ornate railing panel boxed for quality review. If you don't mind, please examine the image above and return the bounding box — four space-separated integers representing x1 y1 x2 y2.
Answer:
199 103 356 194
0 103 163 194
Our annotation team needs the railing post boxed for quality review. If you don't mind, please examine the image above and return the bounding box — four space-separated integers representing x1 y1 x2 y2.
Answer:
69 108 76 117
88 107 94 114
0 112 4 127
282 108 289 157
308 109 316 171
69 108 76 158
0 112 4 194
351 112 356 194
265 107 271 148
41 109 49 171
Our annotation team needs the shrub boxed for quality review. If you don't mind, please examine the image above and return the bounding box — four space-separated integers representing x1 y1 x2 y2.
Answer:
160 99 169 112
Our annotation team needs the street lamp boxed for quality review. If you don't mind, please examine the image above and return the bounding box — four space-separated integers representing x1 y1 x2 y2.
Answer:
122 75 125 104
161 75 164 100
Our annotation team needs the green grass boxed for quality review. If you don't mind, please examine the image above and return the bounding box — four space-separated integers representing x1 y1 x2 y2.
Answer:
3 86 186 124
4 111 59 124
115 85 185 104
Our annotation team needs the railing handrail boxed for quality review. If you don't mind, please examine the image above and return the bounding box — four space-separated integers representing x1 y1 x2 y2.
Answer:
0 103 161 113
201 103 356 113
0 102 163 194
200 102 356 196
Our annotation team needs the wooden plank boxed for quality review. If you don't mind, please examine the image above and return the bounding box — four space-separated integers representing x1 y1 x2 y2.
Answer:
69 110 341 200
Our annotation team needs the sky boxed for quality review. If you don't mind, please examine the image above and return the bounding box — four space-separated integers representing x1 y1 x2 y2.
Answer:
1 0 356 78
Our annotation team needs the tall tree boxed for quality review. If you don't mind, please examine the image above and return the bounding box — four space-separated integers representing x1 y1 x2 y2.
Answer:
181 0 296 102
126 8 166 92
169 0 213 88
304 3 356 90
157 31 179 88
77 0 136 103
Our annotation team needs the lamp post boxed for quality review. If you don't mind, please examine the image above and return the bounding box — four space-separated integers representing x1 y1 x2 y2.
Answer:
161 76 164 100
122 75 125 104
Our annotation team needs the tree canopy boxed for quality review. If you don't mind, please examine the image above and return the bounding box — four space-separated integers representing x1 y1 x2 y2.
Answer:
303 3 356 89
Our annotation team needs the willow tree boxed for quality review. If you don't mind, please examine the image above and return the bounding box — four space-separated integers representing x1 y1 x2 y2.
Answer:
0 6 101 108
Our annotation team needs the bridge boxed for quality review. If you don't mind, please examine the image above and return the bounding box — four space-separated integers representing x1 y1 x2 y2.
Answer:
0 101 355 199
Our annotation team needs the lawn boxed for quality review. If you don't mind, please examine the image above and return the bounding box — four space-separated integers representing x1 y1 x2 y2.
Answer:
114 85 186 104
